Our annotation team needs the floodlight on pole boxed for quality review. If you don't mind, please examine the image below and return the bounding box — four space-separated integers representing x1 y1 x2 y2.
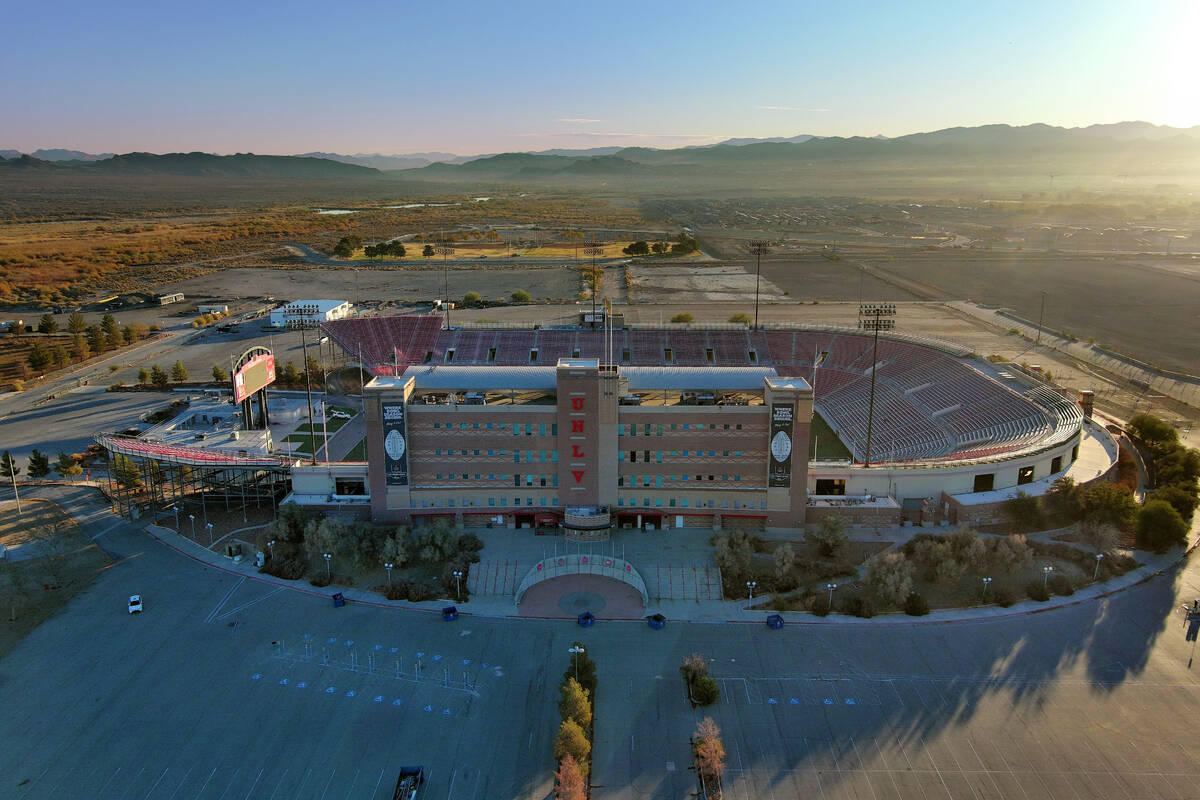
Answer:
324 552 332 580
205 522 214 545
189 513 195 539
982 576 993 600
285 305 319 465
436 240 455 329
749 240 769 330
452 569 463 600
858 303 896 468
385 562 394 586
568 644 586 681
1094 553 1104 581
826 582 838 607
583 241 604 323
746 580 757 606
1042 564 1054 587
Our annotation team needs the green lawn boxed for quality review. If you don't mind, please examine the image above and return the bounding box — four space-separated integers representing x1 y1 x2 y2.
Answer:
294 416 349 434
810 411 852 460
343 438 367 461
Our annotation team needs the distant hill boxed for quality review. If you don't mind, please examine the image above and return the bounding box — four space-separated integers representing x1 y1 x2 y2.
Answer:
0 152 380 178
711 134 818 147
297 151 458 170
33 148 115 161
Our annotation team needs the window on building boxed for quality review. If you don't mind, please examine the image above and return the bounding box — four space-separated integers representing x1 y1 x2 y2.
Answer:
487 347 497 363
655 475 663 488
621 348 631 363
973 473 995 492
681 498 688 508
529 348 538 362
669 498 676 507
815 478 845 495
644 450 650 462
445 348 455 363
539 423 546 436
643 424 650 436
551 424 558 435
488 497 495 506
656 451 663 463
423 351 434 364
1018 466 1035 485
748 349 758 364
572 348 581 358
333 478 366 496
1051 455 1063 473
705 348 715 363
663 348 673 362
630 451 637 463
1071 444 1079 461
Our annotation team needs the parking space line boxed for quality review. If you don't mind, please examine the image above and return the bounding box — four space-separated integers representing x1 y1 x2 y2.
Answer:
204 578 245 624
164 766 194 800
264 768 288 800
368 768 386 800
214 766 240 800
140 767 169 799
318 769 337 799
192 766 218 800
97 767 122 797
241 767 264 800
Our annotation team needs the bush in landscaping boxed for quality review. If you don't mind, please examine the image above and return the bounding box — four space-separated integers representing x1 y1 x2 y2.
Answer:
261 557 306 580
1136 499 1190 553
691 675 720 706
558 677 593 730
904 593 930 616
1047 572 1075 596
865 552 914 607
457 532 484 555
810 594 831 617
693 717 726 789
1004 491 1042 531
843 595 877 618
807 516 848 557
992 586 1016 607
1026 581 1051 602
309 574 331 588
383 583 407 601
555 755 587 800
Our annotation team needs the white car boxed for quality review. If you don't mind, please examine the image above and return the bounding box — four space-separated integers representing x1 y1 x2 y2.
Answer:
128 595 143 614
328 410 352 420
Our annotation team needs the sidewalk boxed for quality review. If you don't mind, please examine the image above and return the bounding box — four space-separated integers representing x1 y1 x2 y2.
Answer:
141 521 1193 625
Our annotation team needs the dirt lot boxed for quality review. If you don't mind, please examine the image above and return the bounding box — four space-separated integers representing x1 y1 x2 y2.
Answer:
0 499 113 657
164 265 582 305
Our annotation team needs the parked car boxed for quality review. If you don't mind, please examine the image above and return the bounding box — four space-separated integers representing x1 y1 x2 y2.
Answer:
128 595 143 614
328 410 352 420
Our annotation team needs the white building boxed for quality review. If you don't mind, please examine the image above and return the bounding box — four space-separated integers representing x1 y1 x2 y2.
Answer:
268 300 352 328
197 304 229 315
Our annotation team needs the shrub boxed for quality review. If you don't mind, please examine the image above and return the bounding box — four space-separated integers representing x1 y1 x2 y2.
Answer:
1026 581 1051 602
691 675 720 706
1047 572 1075 596
669 312 694 323
992 587 1016 607
553 719 591 777
810 595 831 617
262 557 306 580
309 574 331 587
904 593 930 616
555 755 587 800
1137 499 1189 552
457 532 484 554
558 677 593 729
865 552 914 606
728 312 751 325
383 583 407 601
511 289 532 303
844 595 876 618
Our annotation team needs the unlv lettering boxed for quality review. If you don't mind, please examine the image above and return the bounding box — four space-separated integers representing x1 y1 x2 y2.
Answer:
572 470 585 483
571 420 584 433
571 397 584 411
571 444 585 458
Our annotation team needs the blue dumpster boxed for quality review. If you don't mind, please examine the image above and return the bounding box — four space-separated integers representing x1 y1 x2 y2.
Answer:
442 606 459 621
647 614 666 630
577 611 596 627
331 593 346 608
766 613 784 630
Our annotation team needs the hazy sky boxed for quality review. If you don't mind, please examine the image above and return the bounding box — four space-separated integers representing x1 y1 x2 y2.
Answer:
3 0 1197 155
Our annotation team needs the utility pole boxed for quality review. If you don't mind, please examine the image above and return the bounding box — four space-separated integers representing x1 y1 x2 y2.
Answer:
858 303 896 468
437 239 455 329
583 241 604 324
749 240 769 330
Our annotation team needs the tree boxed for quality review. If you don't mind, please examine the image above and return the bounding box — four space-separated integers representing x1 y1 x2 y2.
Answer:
56 452 84 482
463 291 481 307
1148 484 1200 520
558 677 593 730
0 451 20 480
1043 476 1082 520
37 313 58 334
773 542 797 578
1004 491 1042 531
622 240 650 256
281 361 301 385
87 324 106 355
27 342 50 371
554 755 587 800
511 289 531 303
66 311 86 335
553 719 591 776
729 312 752 325
170 360 189 383
304 516 347 564
693 717 726 789
865 552 914 606
713 531 751 581
987 534 1032 573
669 312 694 323
422 244 435 258
27 449 51 479
1128 413 1178 449
651 241 667 254
150 364 169 389
807 515 847 558
122 325 137 345
1080 482 1138 531
137 367 150 384
51 345 70 367
1137 499 1189 552
211 365 229 383
101 313 122 349
379 530 412 568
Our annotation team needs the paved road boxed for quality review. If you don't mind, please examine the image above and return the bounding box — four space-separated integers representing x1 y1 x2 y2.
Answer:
2 484 1200 798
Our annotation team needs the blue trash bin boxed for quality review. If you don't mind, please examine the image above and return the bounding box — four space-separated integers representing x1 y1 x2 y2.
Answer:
442 606 459 621
647 614 666 630
577 611 595 627
766 613 784 630
331 593 346 608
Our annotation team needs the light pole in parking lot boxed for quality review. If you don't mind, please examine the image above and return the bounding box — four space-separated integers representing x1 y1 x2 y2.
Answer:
205 522 214 545
1094 553 1104 581
170 505 178 531
188 513 195 539
746 581 757 607
749 240 769 330
384 562 394 586
436 240 455 328
568 645 586 682
1043 564 1054 588
268 539 275 560
323 552 332 581
826 582 838 608
584 241 604 323
452 569 463 601
982 576 993 601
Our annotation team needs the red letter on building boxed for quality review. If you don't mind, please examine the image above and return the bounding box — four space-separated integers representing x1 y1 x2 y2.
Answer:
571 419 584 433
571 397 584 411
571 444 585 458
572 470 585 483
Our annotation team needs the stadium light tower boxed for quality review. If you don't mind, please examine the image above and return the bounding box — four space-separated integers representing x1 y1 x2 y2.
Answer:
583 241 604 323
749 240 769 330
858 303 896 468
285 304 319 464
436 239 455 329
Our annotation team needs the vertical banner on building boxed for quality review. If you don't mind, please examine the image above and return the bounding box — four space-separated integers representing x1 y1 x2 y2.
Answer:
381 402 409 486
769 403 795 488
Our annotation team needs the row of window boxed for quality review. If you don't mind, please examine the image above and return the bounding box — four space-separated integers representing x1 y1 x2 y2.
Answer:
431 448 559 463
621 450 744 462
619 422 749 436
429 421 558 436
416 497 560 508
437 346 762 366
618 474 745 487
616 497 767 510
427 473 560 487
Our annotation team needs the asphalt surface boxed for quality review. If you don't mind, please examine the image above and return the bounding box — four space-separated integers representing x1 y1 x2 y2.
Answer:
2 484 1200 798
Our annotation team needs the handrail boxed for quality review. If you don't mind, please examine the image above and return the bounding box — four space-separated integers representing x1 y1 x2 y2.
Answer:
515 554 648 606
